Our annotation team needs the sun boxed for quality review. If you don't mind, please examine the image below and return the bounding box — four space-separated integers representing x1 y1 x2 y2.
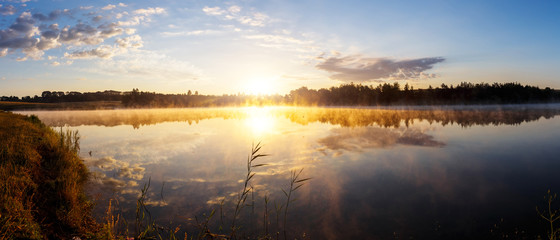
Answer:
244 77 276 95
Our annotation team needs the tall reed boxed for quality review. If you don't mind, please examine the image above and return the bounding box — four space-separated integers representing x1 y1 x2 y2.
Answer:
537 189 560 240
281 169 310 240
230 142 268 239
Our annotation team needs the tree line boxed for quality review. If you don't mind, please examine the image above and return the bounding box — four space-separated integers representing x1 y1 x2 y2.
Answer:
2 82 560 107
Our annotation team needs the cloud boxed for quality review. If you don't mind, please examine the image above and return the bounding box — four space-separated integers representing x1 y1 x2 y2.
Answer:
0 11 124 60
203 5 269 27
0 5 165 61
316 54 445 82
115 35 143 48
64 45 115 59
244 34 316 52
236 12 268 27
0 49 8 57
0 4 16 15
6 0 30 3
162 29 222 37
98 23 124 38
92 15 103 22
32 9 63 21
86 156 145 192
202 6 225 16
245 34 311 45
58 23 103 45
117 8 165 26
133 7 166 15
0 3 165 61
8 11 37 36
0 12 42 59
101 4 116 10
228 6 241 13
115 11 127 19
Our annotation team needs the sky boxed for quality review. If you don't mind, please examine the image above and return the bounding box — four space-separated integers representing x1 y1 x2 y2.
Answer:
0 0 559 97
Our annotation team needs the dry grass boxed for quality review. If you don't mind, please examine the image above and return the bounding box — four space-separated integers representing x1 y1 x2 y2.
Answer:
0 111 98 239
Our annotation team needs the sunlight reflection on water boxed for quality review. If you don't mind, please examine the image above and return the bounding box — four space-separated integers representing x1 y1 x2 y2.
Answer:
243 107 277 137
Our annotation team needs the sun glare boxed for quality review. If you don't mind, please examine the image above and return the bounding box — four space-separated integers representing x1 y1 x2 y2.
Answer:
244 107 276 136
244 77 276 95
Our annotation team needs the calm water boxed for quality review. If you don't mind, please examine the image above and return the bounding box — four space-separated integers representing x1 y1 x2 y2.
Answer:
17 105 560 239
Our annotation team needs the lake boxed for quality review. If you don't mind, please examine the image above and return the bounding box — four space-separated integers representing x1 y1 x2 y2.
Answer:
16 105 560 239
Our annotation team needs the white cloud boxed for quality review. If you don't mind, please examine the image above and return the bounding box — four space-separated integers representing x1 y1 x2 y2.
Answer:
202 6 225 16
115 12 127 19
116 7 166 26
115 35 143 48
237 12 268 27
116 8 165 26
203 5 269 27
162 29 221 37
124 28 136 35
244 33 317 54
118 3 127 7
228 5 241 13
117 16 143 26
102 4 116 10
246 34 311 45
133 7 166 15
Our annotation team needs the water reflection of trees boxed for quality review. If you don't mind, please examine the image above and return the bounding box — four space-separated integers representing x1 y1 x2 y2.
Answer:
26 105 560 128
281 106 560 128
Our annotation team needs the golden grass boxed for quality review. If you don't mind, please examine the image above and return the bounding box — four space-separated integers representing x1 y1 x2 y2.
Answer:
0 111 98 239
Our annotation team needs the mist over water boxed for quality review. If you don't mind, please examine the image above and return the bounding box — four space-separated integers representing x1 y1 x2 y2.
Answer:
16 104 560 239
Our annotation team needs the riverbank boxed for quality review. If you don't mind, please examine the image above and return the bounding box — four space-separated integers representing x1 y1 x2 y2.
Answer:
0 111 98 239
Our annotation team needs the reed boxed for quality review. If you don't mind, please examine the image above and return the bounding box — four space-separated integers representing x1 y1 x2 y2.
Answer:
537 190 560 240
281 169 310 240
230 142 268 238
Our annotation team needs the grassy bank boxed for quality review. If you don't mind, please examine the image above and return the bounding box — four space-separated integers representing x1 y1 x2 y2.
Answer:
0 111 97 239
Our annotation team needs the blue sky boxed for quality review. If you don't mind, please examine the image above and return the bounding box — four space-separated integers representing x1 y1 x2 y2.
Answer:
0 0 559 96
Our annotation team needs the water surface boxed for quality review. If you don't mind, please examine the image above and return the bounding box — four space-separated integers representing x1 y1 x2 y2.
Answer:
18 105 560 239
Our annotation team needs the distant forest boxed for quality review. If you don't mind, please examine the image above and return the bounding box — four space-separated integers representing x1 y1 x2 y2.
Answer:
2 82 560 107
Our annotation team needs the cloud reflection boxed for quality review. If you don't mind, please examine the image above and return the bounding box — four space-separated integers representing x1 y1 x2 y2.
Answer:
318 126 444 155
86 156 145 192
